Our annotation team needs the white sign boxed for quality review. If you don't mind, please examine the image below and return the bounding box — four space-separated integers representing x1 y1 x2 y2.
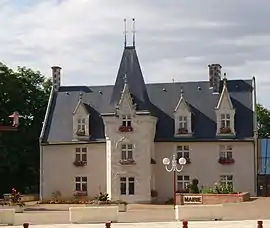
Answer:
183 195 203 204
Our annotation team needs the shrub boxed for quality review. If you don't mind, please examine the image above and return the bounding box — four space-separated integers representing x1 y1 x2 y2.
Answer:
188 179 200 193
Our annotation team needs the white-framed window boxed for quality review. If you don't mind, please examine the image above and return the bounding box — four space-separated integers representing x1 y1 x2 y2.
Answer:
75 176 87 191
219 145 232 159
121 144 133 160
77 118 86 131
176 145 190 160
122 115 132 127
178 116 188 129
220 175 233 188
177 175 190 191
75 147 87 162
120 177 135 195
220 114 231 128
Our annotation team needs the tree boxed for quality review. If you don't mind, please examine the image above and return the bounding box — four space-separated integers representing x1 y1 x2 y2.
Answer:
0 63 51 194
256 104 270 138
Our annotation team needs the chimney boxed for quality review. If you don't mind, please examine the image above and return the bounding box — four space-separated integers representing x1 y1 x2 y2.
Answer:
208 64 222 93
51 66 61 91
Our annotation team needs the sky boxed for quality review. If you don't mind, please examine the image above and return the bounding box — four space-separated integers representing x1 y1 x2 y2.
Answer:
0 0 270 107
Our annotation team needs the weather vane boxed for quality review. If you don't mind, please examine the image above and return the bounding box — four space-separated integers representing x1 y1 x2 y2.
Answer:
0 111 22 132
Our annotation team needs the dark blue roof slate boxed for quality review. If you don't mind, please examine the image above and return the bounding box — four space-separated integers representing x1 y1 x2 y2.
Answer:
41 46 254 144
42 79 254 143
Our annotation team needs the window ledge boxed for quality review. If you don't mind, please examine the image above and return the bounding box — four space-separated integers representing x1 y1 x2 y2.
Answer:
174 133 193 137
119 159 136 165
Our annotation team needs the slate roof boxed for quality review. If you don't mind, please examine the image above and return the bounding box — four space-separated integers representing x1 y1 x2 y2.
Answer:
40 46 254 144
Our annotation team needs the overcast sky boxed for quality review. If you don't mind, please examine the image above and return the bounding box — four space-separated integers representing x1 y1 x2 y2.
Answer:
1 0 270 107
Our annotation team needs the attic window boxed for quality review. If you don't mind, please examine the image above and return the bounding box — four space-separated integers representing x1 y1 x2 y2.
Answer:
122 115 131 127
77 118 86 131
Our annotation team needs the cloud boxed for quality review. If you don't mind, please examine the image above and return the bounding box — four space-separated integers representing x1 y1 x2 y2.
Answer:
0 0 270 107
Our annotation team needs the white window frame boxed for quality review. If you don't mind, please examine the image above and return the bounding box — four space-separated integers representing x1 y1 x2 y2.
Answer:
177 145 190 160
122 115 132 127
75 147 87 162
120 176 135 195
121 144 133 160
77 118 86 131
177 175 190 191
220 114 231 128
178 116 188 129
75 176 87 191
220 175 233 188
219 145 232 159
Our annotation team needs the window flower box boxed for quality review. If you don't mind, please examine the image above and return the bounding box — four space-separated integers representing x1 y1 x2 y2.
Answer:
118 125 133 132
218 157 235 165
73 160 87 167
219 127 232 134
119 159 136 165
178 128 188 134
76 129 86 136
73 191 88 197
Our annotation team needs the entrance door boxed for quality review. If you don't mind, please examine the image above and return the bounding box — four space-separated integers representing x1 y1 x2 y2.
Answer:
257 174 270 196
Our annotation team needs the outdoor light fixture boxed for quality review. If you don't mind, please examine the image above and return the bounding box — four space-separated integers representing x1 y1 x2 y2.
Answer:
163 154 186 222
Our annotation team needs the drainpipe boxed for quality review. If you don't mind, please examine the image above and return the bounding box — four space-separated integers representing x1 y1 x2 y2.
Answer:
252 76 258 196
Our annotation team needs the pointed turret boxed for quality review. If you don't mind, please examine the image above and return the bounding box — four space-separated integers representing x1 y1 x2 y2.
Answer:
110 46 149 106
216 74 234 110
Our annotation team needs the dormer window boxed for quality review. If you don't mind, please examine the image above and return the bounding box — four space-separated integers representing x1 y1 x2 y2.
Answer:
178 116 188 134
78 118 86 129
215 76 235 136
122 115 132 127
72 93 90 139
119 115 133 132
174 89 192 136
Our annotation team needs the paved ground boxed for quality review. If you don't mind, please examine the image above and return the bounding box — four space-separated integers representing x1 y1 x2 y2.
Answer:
8 197 270 225
3 221 270 228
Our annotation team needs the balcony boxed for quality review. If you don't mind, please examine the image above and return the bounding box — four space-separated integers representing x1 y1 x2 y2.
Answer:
73 160 87 167
119 125 133 133
119 159 136 165
218 157 235 165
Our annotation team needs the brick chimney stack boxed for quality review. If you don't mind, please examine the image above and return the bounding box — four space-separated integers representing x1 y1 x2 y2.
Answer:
208 64 222 93
51 66 61 91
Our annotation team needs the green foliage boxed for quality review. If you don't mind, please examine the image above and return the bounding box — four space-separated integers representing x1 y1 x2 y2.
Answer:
188 178 200 193
201 183 234 194
95 192 109 202
0 62 51 195
256 104 270 137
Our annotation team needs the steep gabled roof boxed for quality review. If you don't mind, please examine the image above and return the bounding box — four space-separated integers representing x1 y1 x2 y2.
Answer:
216 78 234 110
110 46 149 106
174 89 191 112
73 94 89 115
